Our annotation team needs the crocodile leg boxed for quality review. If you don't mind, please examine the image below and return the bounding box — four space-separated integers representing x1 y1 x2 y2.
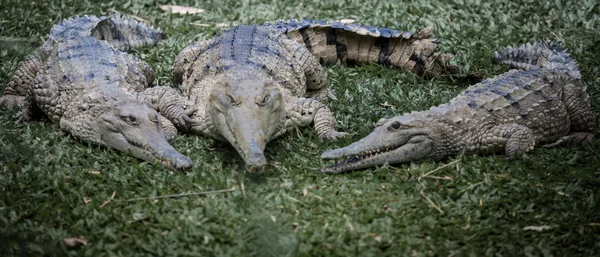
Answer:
285 97 347 139
159 115 178 140
19 62 56 122
126 55 183 138
172 40 212 134
544 83 596 147
280 37 334 101
19 91 47 122
129 55 155 86
136 86 194 132
173 39 214 84
482 123 536 158
0 52 46 108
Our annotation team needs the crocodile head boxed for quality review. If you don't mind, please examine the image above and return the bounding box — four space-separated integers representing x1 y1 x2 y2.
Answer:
97 103 193 170
321 115 447 173
208 79 285 172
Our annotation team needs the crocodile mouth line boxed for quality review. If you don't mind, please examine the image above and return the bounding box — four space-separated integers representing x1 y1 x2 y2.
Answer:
324 145 400 169
126 138 177 168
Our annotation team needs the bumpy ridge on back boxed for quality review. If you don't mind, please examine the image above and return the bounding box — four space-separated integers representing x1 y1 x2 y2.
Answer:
493 41 580 78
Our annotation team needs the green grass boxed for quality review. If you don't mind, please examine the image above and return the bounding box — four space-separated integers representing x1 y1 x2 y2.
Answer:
1 0 600 256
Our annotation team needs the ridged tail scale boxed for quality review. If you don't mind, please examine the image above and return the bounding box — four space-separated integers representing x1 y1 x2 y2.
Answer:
266 19 455 76
493 41 580 79
50 14 164 51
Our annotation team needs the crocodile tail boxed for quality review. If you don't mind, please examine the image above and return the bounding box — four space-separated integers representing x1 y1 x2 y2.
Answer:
49 14 164 51
49 15 104 40
90 13 164 51
266 19 459 77
493 41 580 78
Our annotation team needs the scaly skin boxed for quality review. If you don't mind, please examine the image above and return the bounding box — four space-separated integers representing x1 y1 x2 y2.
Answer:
321 41 596 173
175 19 459 171
0 14 194 170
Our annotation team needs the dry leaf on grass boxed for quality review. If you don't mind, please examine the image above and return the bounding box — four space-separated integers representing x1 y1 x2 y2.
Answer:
346 220 354 231
159 5 205 14
191 23 211 27
379 101 394 108
99 191 116 208
62 236 87 248
373 234 383 242
192 22 231 28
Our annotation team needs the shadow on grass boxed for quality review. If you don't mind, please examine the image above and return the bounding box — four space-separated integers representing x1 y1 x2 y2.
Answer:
0 235 65 257
243 215 299 257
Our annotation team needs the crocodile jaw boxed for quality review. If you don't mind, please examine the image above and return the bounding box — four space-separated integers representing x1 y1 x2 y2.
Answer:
211 109 269 171
124 135 193 171
321 125 435 173
99 104 193 171
208 79 284 172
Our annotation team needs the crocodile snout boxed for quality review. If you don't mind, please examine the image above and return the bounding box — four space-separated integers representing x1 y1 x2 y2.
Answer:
148 140 194 171
171 154 193 170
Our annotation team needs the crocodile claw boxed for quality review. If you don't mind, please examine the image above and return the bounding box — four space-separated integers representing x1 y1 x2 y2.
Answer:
168 107 195 132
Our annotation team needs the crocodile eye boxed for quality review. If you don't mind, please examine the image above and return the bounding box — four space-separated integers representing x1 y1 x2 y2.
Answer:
388 121 402 131
122 115 138 124
257 94 270 106
226 93 241 106
149 113 159 123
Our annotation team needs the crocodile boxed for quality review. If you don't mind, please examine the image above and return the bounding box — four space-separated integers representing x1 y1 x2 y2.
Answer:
0 14 194 170
321 41 596 173
174 19 459 171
